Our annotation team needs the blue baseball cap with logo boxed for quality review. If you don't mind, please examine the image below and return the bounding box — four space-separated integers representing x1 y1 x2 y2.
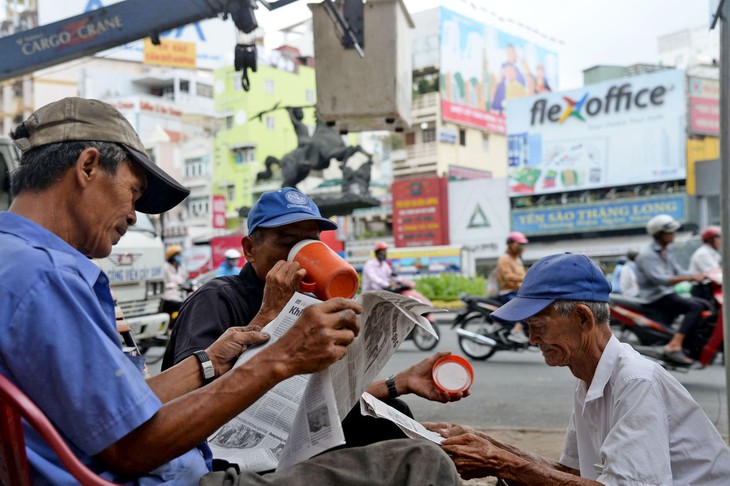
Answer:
491 253 612 323
247 187 337 235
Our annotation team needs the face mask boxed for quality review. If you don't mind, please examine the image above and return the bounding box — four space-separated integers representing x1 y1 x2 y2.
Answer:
376 251 387 262
173 255 183 265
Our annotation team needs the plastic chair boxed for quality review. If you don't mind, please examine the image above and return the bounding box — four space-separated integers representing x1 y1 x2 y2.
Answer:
0 373 119 486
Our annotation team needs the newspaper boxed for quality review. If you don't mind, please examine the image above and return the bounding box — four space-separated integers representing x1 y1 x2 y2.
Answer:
359 392 444 444
207 290 439 472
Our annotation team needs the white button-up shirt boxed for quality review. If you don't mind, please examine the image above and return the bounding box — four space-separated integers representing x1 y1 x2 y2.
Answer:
362 258 392 292
560 336 730 484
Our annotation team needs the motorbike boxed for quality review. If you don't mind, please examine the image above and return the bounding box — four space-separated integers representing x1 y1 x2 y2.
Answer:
451 293 532 360
387 278 441 351
609 269 724 370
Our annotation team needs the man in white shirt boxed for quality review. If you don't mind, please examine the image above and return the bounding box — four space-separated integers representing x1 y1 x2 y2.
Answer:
426 253 730 485
690 225 722 274
617 250 639 297
361 241 394 292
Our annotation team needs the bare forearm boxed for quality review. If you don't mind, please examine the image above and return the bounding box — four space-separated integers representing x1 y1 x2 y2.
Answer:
97 348 289 476
146 355 204 403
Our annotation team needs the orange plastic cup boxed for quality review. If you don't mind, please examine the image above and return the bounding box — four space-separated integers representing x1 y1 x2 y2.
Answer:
288 239 360 300
432 355 474 396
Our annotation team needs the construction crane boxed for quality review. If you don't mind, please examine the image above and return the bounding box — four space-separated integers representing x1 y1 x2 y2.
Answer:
0 0 365 90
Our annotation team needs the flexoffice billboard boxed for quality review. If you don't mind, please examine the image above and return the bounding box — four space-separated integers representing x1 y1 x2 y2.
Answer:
506 69 686 196
512 194 686 236
392 177 449 247
39 0 235 70
688 77 719 136
439 7 558 134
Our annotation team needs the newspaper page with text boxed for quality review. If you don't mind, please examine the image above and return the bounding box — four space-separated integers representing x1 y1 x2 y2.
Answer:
207 291 441 472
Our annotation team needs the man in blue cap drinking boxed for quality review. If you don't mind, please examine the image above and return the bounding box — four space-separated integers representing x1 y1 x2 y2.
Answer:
426 253 730 485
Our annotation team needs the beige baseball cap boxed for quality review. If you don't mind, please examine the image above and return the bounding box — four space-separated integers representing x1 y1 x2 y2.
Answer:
13 97 189 214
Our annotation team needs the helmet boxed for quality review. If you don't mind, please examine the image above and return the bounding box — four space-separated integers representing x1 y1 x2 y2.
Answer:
646 214 681 236
224 249 242 259
701 225 721 242
507 231 529 244
374 241 389 251
165 245 182 261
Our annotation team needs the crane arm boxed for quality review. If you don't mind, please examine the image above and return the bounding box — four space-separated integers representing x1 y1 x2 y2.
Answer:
0 0 258 82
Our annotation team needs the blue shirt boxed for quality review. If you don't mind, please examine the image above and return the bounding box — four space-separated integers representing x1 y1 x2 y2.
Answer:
0 212 208 485
216 261 241 277
635 241 689 303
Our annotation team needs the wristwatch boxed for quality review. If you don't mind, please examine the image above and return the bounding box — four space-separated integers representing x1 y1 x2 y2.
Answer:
386 374 399 399
194 350 216 385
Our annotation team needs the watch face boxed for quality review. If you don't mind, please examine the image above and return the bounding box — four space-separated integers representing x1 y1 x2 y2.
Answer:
202 361 215 379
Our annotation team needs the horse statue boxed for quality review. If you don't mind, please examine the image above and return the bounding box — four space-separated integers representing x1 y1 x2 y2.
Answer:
256 107 371 189
341 158 373 196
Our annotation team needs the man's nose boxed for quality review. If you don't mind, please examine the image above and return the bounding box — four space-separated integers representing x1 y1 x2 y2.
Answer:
127 210 137 227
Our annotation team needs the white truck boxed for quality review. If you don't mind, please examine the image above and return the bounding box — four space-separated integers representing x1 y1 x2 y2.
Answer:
1 137 169 351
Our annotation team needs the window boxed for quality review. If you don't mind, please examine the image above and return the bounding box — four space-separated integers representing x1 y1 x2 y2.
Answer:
184 156 210 178
265 116 275 130
234 147 256 164
422 128 436 143
459 129 466 146
305 88 315 103
196 83 213 98
227 185 235 201
179 80 190 93
405 132 416 146
188 196 209 217
482 133 489 151
264 78 275 94
226 116 234 130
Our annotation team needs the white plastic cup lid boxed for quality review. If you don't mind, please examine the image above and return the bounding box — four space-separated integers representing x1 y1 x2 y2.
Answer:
432 355 474 395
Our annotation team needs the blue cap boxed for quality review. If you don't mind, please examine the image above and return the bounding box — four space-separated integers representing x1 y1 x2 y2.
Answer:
491 253 612 323
247 188 337 235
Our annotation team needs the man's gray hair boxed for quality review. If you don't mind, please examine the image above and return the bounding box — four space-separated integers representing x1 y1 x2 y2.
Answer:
9 139 129 196
553 300 610 325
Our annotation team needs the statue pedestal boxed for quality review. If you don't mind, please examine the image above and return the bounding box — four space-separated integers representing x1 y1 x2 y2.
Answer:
311 193 380 218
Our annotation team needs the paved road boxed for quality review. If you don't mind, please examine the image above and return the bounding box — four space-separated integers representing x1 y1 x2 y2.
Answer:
147 319 729 437
380 320 729 437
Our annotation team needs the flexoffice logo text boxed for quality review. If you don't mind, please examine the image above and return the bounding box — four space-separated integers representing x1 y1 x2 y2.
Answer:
530 82 668 126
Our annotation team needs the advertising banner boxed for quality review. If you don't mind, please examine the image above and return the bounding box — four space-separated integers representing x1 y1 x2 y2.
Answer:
212 195 227 229
688 76 719 136
387 246 463 276
506 69 687 196
39 0 235 70
448 178 510 258
392 177 449 247
512 195 686 236
143 38 196 69
439 7 558 134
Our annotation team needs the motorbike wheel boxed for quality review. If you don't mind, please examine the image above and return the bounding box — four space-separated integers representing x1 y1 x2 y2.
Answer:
412 323 440 351
458 315 498 360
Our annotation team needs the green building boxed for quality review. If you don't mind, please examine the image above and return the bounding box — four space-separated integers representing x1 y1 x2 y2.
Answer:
213 61 316 229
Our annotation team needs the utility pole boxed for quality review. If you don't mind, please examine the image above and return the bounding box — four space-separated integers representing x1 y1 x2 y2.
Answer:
711 0 730 441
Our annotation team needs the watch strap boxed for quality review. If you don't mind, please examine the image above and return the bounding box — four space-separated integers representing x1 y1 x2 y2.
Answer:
386 374 399 399
194 350 215 385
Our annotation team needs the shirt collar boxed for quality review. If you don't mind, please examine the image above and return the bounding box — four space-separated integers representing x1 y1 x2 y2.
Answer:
584 335 621 403
0 212 102 288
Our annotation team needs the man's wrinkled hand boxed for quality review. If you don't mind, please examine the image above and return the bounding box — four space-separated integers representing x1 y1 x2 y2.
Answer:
271 298 362 377
398 351 471 403
258 260 307 320
206 325 270 377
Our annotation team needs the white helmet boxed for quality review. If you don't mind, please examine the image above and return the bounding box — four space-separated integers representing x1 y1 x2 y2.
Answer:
224 249 242 259
646 214 681 236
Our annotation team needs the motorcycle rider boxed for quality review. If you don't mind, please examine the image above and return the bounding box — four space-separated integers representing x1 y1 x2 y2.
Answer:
162 244 186 330
634 214 709 366
362 241 394 292
689 225 722 274
617 250 639 297
216 248 242 277
496 231 530 344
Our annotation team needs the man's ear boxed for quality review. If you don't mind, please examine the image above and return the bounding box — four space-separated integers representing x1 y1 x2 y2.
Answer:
575 304 596 332
241 235 255 262
74 147 102 188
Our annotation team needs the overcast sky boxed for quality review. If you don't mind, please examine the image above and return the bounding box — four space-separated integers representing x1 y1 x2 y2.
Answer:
256 0 715 90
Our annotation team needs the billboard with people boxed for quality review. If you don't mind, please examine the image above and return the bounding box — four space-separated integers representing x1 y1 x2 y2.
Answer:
439 7 558 134
506 69 687 196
